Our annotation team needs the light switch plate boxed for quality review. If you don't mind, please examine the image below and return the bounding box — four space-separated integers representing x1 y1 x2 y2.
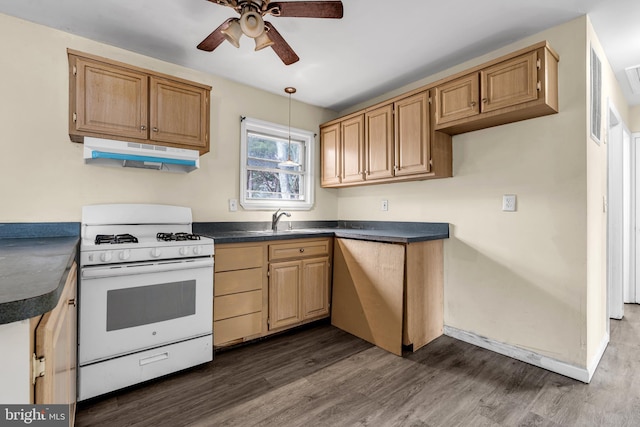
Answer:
229 199 238 212
502 194 516 212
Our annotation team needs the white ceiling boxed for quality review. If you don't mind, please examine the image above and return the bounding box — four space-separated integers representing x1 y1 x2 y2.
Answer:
1 0 638 111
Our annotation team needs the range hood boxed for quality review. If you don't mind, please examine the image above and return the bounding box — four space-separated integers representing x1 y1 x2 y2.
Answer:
83 137 199 173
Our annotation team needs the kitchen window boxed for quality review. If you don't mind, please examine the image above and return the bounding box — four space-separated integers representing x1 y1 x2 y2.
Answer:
240 117 314 210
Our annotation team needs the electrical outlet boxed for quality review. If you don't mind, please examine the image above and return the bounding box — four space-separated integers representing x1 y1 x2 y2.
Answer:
502 194 516 212
381 200 388 211
229 199 238 212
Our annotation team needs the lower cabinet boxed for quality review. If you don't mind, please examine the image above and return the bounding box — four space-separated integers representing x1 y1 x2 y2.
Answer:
213 243 267 346
269 256 331 330
213 238 332 347
34 261 78 424
331 238 444 356
268 239 331 331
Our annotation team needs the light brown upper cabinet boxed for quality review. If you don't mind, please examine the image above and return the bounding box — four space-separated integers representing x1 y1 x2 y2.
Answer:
340 114 365 184
364 103 394 181
68 50 211 155
394 91 430 176
433 73 479 125
320 90 451 188
434 42 558 134
149 76 209 151
320 41 557 188
320 122 341 186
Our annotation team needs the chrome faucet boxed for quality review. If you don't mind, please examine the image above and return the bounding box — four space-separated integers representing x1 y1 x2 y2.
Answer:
271 208 291 231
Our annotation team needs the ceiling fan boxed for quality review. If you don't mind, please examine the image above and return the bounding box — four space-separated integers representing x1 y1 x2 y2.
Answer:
197 0 343 65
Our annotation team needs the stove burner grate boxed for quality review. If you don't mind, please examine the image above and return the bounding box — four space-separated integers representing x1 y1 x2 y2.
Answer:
95 234 139 245
156 232 202 241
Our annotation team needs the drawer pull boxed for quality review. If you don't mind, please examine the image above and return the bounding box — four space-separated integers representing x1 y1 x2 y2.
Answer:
299 248 304 253
139 352 169 366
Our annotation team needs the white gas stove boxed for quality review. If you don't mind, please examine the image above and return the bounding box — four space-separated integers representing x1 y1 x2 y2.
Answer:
80 204 214 266
78 204 214 401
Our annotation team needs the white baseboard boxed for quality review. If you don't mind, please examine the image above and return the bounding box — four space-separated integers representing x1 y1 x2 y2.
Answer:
586 332 609 382
444 326 609 384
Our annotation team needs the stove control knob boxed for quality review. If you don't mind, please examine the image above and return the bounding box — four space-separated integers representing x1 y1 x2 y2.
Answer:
100 252 112 262
179 247 188 256
151 248 162 258
119 249 131 261
193 246 202 255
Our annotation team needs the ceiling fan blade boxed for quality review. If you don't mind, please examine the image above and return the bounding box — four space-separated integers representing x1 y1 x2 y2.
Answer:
207 0 238 9
265 22 299 65
197 18 234 52
268 1 343 18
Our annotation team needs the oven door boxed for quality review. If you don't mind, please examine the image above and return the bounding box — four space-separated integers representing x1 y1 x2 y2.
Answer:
79 257 213 365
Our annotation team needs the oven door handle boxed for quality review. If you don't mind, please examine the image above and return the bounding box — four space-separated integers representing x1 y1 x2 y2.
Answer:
81 258 214 279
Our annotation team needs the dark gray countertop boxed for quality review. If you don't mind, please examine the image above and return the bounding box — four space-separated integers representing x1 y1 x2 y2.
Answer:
0 221 447 324
0 236 78 325
195 221 449 245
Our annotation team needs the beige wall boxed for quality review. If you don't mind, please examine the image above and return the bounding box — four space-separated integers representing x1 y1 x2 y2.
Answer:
336 16 615 368
631 106 640 132
0 13 338 222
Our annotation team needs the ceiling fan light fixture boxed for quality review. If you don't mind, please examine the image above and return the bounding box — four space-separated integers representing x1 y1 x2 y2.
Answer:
221 18 242 48
254 30 274 51
240 10 265 38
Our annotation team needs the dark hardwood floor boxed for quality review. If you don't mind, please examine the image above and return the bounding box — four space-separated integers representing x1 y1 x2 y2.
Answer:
76 305 640 426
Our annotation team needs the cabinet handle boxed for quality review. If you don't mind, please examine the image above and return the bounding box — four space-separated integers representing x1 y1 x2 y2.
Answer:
299 248 305 253
140 125 146 131
470 101 476 107
481 98 488 103
152 127 159 132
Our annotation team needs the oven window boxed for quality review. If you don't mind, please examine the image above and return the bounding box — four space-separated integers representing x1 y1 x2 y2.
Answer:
106 280 196 331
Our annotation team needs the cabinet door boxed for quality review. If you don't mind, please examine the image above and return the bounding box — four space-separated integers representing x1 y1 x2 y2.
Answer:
149 77 209 152
365 104 394 181
74 58 148 140
35 262 77 424
480 51 538 113
269 261 301 329
394 91 431 176
320 123 341 186
434 73 479 126
301 257 330 320
340 114 365 184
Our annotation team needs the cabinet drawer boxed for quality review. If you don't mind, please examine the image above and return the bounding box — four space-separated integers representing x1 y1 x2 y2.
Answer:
215 245 264 272
269 239 330 261
214 312 262 345
215 268 263 296
214 290 262 321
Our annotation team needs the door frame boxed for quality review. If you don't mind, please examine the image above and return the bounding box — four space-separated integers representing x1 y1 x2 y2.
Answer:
607 101 633 319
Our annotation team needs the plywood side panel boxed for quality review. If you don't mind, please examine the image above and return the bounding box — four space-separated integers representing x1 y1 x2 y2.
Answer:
404 240 444 350
331 238 405 355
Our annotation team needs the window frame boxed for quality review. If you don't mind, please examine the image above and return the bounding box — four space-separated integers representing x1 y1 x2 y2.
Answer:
240 117 315 211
